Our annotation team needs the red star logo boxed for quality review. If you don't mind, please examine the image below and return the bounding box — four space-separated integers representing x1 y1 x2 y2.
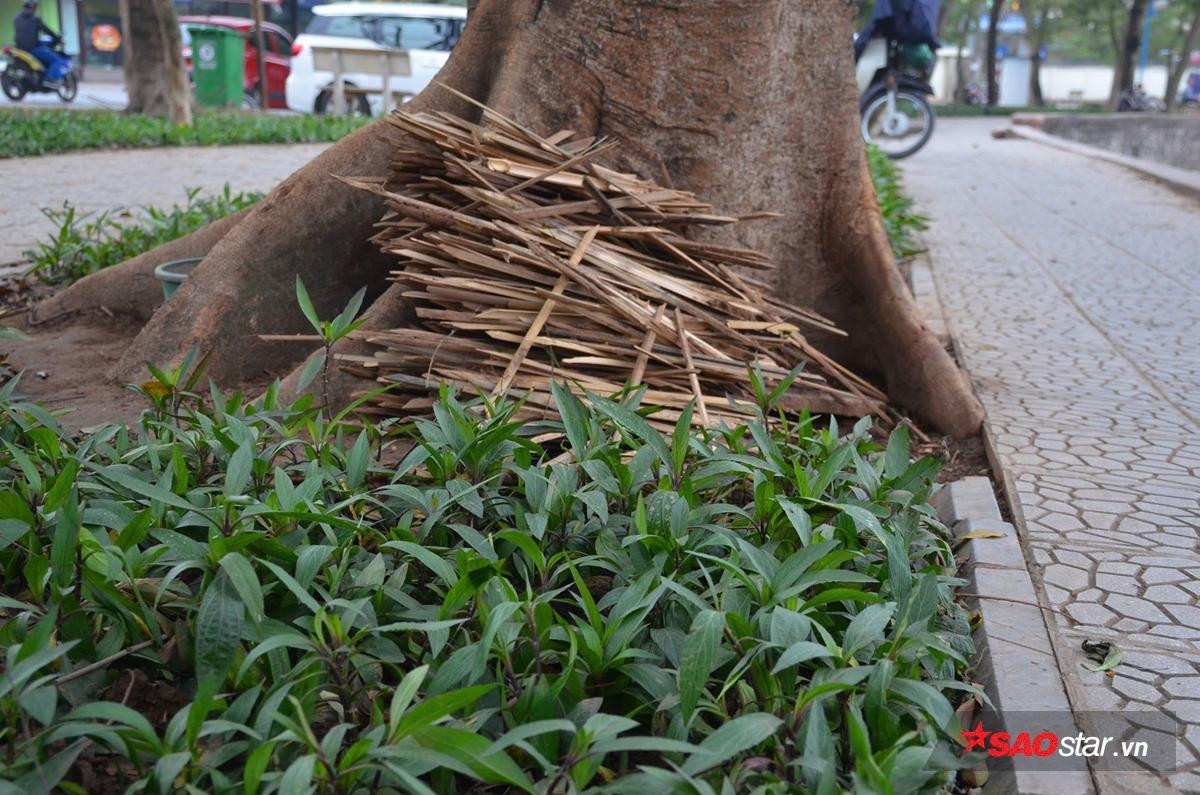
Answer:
961 721 989 752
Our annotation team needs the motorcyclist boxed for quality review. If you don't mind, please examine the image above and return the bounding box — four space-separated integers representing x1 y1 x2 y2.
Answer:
854 0 941 63
13 0 67 86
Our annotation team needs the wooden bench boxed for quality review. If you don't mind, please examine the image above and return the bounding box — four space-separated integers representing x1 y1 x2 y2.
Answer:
310 46 414 114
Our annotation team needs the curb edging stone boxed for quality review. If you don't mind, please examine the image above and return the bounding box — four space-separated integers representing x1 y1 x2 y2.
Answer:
934 478 1095 795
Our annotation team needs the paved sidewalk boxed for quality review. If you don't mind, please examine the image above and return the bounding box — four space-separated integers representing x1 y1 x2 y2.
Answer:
907 118 1200 793
0 143 328 264
0 80 127 110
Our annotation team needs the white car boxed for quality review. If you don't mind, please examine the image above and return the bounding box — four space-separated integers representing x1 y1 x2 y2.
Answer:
285 2 465 115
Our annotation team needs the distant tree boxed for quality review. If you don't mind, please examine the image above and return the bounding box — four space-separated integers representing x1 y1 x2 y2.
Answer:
1019 1 1058 105
1109 0 1152 107
120 0 191 123
942 0 984 100
986 0 1005 104
1162 0 1200 108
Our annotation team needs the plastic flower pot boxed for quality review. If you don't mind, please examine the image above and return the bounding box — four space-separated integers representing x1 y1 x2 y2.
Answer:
154 257 203 298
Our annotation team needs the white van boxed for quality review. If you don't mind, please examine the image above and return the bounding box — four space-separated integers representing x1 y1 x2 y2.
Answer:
285 3 466 115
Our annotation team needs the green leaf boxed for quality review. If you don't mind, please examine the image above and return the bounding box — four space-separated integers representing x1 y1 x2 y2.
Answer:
550 380 590 459
889 677 955 732
49 487 80 589
279 754 317 795
1081 642 1122 674
0 326 31 341
295 351 326 394
218 552 264 623
842 602 896 662
346 431 369 489
413 725 535 792
678 609 724 724
14 740 86 795
884 424 911 480
224 440 253 499
195 571 244 683
671 399 695 480
295 277 322 335
392 684 494 739
772 641 835 674
64 702 157 740
87 462 205 515
680 713 782 775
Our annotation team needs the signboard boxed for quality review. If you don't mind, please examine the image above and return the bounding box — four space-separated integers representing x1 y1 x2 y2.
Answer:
90 24 121 52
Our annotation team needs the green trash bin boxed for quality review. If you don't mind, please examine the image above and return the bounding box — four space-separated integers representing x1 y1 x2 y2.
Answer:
187 25 245 108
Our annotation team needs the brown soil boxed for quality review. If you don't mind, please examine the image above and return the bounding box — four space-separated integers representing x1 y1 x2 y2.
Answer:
920 434 991 484
101 668 191 732
1 317 150 431
63 670 191 794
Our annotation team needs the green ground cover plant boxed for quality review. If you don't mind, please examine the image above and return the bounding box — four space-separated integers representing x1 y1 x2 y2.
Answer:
0 347 976 792
24 186 261 285
0 109 370 159
932 103 1107 117
867 146 928 259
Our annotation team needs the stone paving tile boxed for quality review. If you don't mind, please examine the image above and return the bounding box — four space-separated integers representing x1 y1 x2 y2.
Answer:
0 143 330 264
906 119 1200 792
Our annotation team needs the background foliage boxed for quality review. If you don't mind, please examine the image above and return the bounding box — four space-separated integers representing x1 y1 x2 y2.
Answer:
0 110 370 159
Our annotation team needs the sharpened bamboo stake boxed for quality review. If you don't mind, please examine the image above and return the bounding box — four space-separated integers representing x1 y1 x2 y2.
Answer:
674 306 710 427
631 304 665 387
492 227 600 397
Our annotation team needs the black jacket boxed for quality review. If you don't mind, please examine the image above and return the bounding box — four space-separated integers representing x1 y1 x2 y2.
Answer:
14 9 58 52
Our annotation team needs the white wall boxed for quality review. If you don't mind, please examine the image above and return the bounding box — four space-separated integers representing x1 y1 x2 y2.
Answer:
931 57 1173 105
1039 64 1168 103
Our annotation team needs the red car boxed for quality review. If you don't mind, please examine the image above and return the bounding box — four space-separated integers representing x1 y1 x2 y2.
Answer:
180 15 292 109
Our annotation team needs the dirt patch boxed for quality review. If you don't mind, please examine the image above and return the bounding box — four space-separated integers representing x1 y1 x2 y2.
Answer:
61 670 191 794
1 317 151 431
102 668 191 732
919 434 991 484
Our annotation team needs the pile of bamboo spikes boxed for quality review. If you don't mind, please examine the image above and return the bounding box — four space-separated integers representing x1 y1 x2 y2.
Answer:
341 101 888 430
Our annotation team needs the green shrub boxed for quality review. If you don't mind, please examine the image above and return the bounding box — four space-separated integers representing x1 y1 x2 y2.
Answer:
867 145 928 259
0 109 370 159
24 185 261 285
0 362 975 793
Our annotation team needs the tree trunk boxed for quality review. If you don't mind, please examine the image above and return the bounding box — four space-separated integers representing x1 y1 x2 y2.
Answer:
986 0 1004 105
1110 0 1151 108
1023 4 1048 107
123 0 192 123
1165 6 1200 110
953 0 981 102
25 0 983 438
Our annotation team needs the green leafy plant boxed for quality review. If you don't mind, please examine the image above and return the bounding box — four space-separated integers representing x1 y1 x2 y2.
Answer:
0 109 370 159
24 186 262 286
294 277 368 408
867 144 929 259
0 370 976 793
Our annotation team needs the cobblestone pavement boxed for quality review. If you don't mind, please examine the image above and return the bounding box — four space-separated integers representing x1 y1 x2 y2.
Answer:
0 143 329 264
906 118 1200 794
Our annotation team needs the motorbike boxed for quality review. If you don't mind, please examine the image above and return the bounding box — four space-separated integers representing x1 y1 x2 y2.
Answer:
855 36 936 159
1 39 78 103
1116 83 1164 113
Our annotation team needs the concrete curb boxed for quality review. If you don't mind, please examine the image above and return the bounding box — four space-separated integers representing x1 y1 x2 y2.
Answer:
933 479 1095 795
1003 122 1200 201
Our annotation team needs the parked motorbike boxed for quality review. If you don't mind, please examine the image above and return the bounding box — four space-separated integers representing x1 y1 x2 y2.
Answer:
855 37 936 159
1116 84 1164 113
1 40 78 103
962 81 986 106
